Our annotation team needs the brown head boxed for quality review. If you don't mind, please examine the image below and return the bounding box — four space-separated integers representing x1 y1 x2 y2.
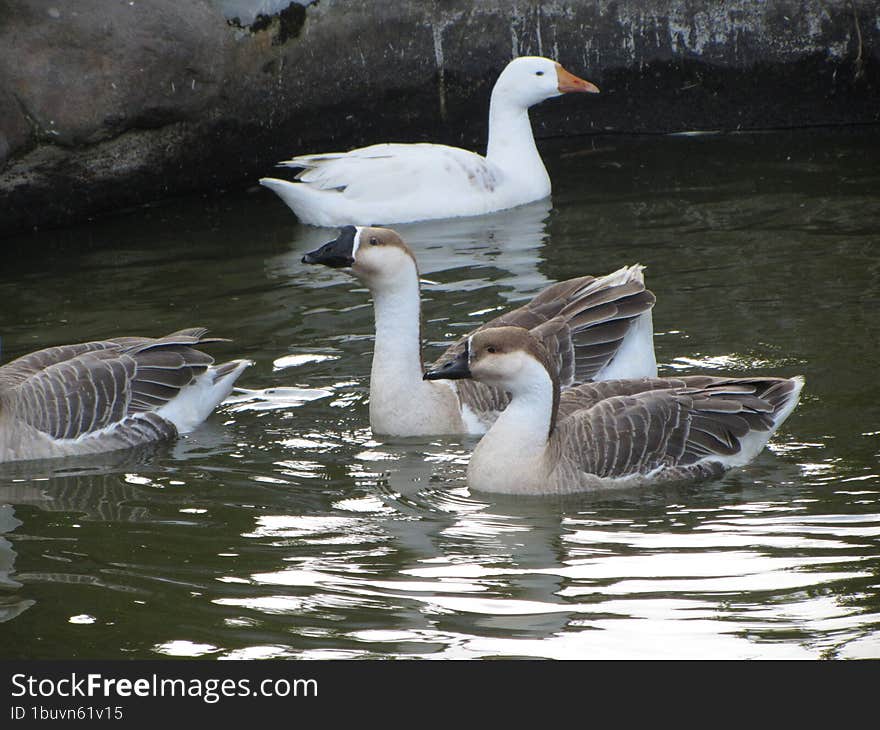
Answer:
302 225 419 287
425 326 562 435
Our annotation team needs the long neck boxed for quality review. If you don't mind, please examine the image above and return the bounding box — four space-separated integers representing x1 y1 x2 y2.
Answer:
475 362 557 463
370 268 424 386
485 92 548 185
368 267 463 434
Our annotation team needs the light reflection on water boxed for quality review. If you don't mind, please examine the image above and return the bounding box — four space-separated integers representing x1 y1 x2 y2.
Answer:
1 130 879 659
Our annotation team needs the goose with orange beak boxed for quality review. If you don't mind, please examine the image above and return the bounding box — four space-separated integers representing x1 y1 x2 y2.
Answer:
261 56 599 226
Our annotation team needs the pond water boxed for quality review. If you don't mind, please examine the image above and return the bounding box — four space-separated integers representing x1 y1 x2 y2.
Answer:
1 128 879 660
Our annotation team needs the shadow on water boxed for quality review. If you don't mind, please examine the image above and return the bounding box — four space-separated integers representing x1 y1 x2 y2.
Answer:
1 129 879 659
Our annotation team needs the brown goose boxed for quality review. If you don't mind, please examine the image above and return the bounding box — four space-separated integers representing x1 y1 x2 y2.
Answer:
302 226 657 437
424 325 804 494
0 328 252 463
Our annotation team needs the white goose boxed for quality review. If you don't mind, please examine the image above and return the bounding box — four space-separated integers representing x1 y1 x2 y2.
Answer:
260 56 599 226
301 226 657 437
0 328 252 463
425 326 804 494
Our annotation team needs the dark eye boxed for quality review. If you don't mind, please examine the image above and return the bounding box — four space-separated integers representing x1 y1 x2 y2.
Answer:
369 237 379 246
486 346 497 354
535 71 544 76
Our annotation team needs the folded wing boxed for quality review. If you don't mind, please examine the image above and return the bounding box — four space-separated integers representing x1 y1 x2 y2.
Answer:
430 266 656 424
281 143 499 202
555 376 804 480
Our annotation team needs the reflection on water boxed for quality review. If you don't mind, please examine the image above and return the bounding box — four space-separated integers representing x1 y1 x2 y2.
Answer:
271 196 553 300
1 129 879 659
0 505 31 622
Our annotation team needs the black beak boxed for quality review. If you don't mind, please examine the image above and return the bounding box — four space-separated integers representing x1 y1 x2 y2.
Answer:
424 343 472 381
302 225 357 267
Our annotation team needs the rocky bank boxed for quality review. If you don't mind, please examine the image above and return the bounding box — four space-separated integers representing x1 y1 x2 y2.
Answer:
0 0 877 235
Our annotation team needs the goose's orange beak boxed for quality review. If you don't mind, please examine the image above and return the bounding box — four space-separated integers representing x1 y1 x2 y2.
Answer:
556 64 600 94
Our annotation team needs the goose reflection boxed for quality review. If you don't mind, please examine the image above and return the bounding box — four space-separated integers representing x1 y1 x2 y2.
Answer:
0 457 160 616
272 198 553 301
375 461 582 642
0 447 233 627
223 445 582 651
244 445 831 658
0 427 244 524
0 504 33 622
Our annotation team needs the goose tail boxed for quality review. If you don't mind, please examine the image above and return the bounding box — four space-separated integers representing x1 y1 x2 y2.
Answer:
720 375 805 468
259 177 337 226
156 359 253 434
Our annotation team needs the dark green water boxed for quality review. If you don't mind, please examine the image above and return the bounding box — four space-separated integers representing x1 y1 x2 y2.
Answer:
2 129 879 659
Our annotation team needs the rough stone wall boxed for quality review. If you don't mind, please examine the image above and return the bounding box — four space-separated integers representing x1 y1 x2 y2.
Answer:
0 0 877 235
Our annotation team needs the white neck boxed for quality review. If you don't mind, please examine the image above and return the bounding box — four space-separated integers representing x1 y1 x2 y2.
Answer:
485 92 550 193
468 359 554 490
370 266 424 388
367 264 460 435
